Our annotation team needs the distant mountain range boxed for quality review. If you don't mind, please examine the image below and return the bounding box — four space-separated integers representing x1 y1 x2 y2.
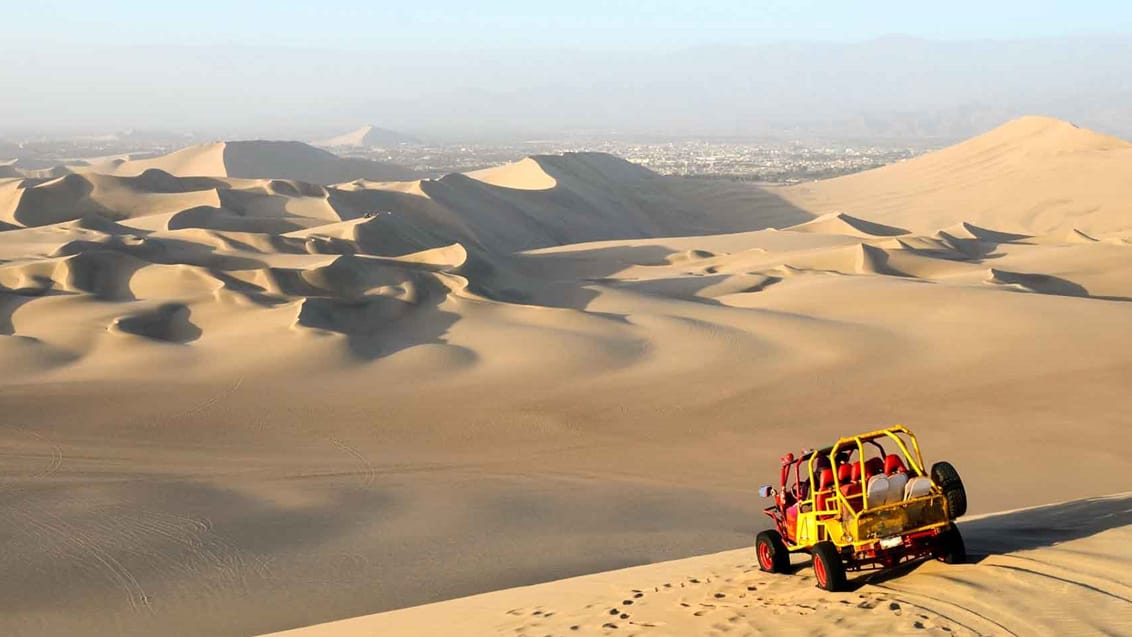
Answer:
4 37 1132 140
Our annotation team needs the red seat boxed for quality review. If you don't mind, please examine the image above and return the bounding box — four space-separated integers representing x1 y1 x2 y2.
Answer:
883 454 911 505
815 468 836 512
842 462 863 496
864 457 885 479
884 454 907 475
819 468 835 490
839 462 865 513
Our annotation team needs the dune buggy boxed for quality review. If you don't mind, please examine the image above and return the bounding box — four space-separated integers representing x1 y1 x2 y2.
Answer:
755 425 967 591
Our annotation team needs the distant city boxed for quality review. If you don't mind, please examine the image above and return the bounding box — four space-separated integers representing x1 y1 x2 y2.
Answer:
1 132 935 184
362 138 933 184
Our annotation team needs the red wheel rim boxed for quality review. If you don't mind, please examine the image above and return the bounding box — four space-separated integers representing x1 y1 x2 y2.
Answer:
758 542 773 569
814 554 828 587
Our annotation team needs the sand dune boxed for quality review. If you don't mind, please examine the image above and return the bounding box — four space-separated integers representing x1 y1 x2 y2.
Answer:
266 493 1132 637
784 211 909 237
85 140 421 184
466 157 559 190
780 115 1132 235
2 117 1131 636
313 125 420 148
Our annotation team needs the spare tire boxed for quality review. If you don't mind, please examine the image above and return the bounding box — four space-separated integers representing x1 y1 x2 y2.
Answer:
931 461 967 518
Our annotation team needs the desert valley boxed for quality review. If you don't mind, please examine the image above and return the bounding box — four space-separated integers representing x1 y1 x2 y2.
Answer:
2 116 1130 636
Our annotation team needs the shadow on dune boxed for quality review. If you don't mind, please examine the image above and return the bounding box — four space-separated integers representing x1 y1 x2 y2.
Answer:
295 271 462 360
988 269 1132 303
0 294 38 334
961 493 1132 558
222 141 421 184
113 303 203 344
298 298 462 361
418 154 816 254
472 244 679 310
853 493 1132 588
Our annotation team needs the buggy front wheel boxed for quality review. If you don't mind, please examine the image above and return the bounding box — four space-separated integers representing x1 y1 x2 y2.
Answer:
755 530 790 574
811 541 848 591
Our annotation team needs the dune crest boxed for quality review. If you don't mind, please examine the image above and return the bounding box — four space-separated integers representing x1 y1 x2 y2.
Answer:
785 212 909 237
89 140 421 184
779 115 1132 235
466 157 558 190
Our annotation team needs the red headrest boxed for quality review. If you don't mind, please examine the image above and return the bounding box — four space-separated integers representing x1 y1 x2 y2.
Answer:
884 454 907 475
819 468 835 490
864 457 884 478
851 463 862 482
837 463 853 482
814 456 831 473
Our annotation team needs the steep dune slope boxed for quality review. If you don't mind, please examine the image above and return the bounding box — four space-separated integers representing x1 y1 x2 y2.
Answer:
95 141 421 184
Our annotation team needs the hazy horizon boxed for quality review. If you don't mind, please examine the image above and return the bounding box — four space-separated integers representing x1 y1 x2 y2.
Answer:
4 33 1132 142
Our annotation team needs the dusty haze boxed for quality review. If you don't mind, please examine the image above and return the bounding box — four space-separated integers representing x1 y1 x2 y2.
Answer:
5 37 1132 139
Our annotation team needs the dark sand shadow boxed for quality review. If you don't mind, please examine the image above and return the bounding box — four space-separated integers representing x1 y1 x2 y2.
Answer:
849 493 1132 589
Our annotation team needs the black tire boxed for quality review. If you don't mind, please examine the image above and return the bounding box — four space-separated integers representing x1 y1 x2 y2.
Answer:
755 530 791 574
937 523 967 564
811 541 848 592
931 461 968 518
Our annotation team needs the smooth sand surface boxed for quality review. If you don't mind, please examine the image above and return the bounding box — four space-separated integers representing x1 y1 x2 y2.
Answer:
265 493 1132 637
2 117 1131 636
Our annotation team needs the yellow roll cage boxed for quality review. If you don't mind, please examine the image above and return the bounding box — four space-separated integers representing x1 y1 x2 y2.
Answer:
785 425 948 550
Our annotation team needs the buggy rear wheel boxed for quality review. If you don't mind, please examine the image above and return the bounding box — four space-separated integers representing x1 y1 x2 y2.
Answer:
811 541 847 592
756 530 790 574
931 461 968 518
937 523 967 564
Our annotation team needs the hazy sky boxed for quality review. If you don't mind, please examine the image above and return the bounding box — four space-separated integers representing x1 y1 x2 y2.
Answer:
5 1 1129 50
3 2 1131 139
